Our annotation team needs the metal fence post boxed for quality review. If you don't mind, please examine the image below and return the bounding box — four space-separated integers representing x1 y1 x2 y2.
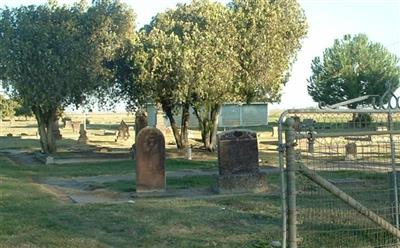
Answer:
285 117 298 248
278 115 287 248
388 112 399 229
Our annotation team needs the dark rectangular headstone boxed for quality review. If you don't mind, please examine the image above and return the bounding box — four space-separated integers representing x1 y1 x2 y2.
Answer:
218 130 259 175
216 129 267 194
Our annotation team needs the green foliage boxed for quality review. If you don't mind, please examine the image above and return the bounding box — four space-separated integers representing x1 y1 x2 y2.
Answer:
0 95 18 119
308 34 400 108
0 0 136 153
120 0 308 151
230 0 308 103
0 95 31 119
351 113 373 128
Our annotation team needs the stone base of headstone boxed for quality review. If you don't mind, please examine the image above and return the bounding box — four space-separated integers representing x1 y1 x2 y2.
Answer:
136 186 166 194
216 173 267 194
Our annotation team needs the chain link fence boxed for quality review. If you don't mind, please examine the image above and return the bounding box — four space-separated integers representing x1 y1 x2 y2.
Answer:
279 109 400 247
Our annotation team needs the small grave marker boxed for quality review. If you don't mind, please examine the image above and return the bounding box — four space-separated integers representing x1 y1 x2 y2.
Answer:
77 124 89 144
71 121 81 133
115 120 130 142
345 142 357 160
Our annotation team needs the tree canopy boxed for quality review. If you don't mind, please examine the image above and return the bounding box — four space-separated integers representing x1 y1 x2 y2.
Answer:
308 34 400 108
230 0 308 103
118 0 308 151
0 0 137 153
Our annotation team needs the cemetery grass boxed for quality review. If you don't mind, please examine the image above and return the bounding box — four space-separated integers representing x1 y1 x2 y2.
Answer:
0 156 216 179
0 155 282 248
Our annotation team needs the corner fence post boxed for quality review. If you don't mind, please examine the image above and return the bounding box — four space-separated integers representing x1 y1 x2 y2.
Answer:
388 112 400 230
285 117 298 248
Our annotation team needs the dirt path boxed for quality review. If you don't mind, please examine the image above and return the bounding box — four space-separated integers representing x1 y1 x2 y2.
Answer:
42 168 279 190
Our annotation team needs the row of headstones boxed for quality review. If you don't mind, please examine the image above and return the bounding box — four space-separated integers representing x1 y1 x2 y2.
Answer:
55 118 132 144
136 126 267 194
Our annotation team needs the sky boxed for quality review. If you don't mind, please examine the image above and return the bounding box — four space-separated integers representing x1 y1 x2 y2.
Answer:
1 0 400 110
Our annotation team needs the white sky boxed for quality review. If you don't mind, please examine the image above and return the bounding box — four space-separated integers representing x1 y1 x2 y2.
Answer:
1 0 400 111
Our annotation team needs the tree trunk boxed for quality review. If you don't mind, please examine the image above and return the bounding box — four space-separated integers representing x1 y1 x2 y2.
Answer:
209 105 221 150
164 106 183 149
33 107 57 154
194 104 221 152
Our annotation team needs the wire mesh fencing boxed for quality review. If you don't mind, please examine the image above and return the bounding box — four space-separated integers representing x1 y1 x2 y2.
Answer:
279 109 400 247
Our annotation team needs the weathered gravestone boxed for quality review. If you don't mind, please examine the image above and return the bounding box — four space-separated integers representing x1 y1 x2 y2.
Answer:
71 121 81 134
136 127 165 193
64 120 72 129
135 110 148 142
77 124 89 144
216 129 267 194
345 142 357 160
132 110 148 159
155 110 166 135
115 120 130 142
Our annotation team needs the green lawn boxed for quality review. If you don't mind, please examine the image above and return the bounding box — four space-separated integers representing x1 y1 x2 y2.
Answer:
0 155 281 248
0 157 216 179
98 175 216 192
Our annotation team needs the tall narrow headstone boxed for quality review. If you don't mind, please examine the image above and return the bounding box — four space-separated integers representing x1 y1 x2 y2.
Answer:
217 129 267 193
136 127 165 193
77 124 89 144
155 110 166 134
135 110 148 143
71 121 81 134
131 110 148 159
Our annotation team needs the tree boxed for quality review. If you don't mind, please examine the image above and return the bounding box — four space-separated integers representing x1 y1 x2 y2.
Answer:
115 20 190 149
192 0 307 151
0 0 136 153
0 95 19 120
230 0 308 103
186 1 238 151
139 0 237 151
121 0 235 150
125 0 307 151
308 34 400 108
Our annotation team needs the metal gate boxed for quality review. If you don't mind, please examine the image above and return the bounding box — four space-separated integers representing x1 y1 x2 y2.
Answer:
278 87 400 247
